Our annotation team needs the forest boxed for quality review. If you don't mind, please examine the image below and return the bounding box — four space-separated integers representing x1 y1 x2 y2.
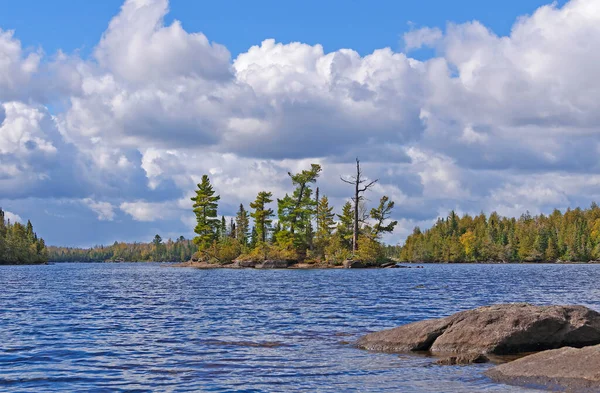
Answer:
190 160 398 265
47 235 196 262
399 204 600 263
0 208 48 264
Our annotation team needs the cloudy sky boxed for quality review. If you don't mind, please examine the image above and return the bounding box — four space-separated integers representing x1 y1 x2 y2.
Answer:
2 0 599 247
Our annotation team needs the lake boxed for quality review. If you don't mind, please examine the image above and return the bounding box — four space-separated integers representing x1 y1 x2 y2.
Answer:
1 263 599 392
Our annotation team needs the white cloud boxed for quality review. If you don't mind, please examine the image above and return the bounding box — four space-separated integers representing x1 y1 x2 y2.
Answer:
4 210 22 223
83 199 116 221
3 0 600 246
120 200 174 221
404 27 443 51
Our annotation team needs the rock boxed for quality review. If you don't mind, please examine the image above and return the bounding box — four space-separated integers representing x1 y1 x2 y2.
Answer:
232 260 258 268
343 260 366 268
436 353 489 365
486 345 600 392
255 260 290 269
357 304 600 356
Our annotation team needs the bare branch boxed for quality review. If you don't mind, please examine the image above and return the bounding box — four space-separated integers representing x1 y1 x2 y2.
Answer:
358 179 378 193
340 176 355 185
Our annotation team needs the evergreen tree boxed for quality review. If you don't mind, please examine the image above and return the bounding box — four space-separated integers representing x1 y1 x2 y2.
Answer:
0 208 47 264
191 175 220 249
337 201 354 249
235 204 250 246
250 191 274 243
370 196 398 239
277 165 321 251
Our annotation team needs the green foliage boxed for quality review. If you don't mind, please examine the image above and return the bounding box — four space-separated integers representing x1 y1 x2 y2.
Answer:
370 196 398 239
194 238 242 265
48 236 196 262
278 164 321 251
336 201 354 249
250 191 274 243
0 210 47 264
354 237 385 265
324 233 352 265
237 240 298 262
191 175 220 249
314 196 336 257
235 204 250 246
400 204 600 263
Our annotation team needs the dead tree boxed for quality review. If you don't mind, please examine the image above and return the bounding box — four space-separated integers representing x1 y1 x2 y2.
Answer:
341 158 378 251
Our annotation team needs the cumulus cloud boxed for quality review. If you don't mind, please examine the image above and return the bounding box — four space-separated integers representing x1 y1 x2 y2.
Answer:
4 210 22 223
83 199 116 221
404 26 443 51
2 0 600 246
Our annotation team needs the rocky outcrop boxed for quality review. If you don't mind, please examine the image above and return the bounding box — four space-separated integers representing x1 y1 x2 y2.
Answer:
255 260 291 269
231 260 259 268
357 304 600 361
343 260 366 268
486 344 600 392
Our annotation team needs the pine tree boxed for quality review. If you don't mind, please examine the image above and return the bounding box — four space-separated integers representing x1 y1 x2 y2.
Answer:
370 196 398 239
191 175 220 249
250 191 274 243
235 204 250 246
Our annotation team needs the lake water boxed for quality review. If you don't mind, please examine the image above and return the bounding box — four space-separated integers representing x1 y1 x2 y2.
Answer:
1 263 599 392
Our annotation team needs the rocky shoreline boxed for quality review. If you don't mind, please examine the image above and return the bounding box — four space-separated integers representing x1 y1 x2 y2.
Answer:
357 303 600 391
172 259 424 269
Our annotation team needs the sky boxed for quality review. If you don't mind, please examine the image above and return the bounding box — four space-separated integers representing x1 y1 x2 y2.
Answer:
0 0 597 247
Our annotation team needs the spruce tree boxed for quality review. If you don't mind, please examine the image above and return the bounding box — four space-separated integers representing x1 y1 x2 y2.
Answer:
191 175 220 249
235 204 250 246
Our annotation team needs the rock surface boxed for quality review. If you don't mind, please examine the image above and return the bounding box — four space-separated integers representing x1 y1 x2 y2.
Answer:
357 304 600 357
255 260 290 269
435 353 489 366
486 345 600 392
232 260 258 268
343 260 366 268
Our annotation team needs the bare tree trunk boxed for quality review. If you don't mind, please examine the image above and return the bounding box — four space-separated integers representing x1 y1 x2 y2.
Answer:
341 158 378 253
353 164 359 251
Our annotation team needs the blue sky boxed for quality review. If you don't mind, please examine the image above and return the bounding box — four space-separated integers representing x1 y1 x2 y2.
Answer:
0 0 596 248
1 0 566 57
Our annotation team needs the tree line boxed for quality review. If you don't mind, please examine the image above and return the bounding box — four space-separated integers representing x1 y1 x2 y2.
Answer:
47 235 196 262
0 208 48 264
191 160 397 265
399 204 600 263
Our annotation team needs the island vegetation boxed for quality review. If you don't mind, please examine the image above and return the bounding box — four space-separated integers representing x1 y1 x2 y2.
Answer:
400 204 600 263
47 235 196 262
0 208 48 265
190 160 398 266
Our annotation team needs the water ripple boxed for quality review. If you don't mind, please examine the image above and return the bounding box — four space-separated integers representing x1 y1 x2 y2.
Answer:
2 262 599 392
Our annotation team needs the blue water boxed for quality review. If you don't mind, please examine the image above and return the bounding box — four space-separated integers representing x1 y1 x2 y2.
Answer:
1 263 599 392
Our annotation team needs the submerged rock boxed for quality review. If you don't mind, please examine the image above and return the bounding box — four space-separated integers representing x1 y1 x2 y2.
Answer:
357 304 600 357
486 345 600 392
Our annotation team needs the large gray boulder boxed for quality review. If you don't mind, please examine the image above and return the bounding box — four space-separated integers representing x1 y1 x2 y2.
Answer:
357 304 600 357
486 345 600 392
